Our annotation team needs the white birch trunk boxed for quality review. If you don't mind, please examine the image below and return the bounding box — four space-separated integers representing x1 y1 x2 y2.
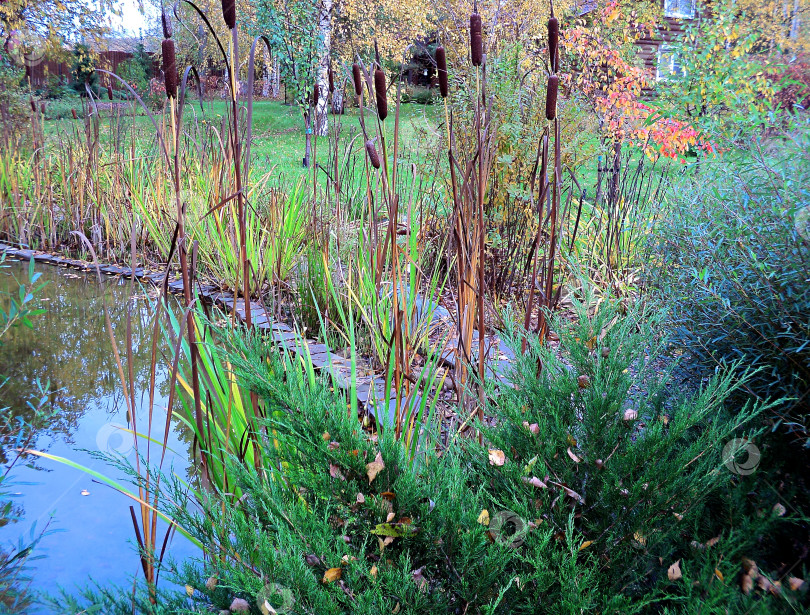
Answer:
315 0 333 136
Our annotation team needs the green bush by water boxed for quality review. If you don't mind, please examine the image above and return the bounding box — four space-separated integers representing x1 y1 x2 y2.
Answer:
647 128 810 438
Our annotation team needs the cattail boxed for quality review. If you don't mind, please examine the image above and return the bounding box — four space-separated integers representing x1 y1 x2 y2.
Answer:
470 12 483 66
548 16 559 73
374 68 387 121
545 74 558 120
40 101 46 114
365 139 381 169
352 63 363 97
328 66 334 93
107 85 114 100
29 97 36 113
312 83 319 107
221 0 236 29
436 46 448 98
162 39 178 99
71 108 78 120
161 9 173 39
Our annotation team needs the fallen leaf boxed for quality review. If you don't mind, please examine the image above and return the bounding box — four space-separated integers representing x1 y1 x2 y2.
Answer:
673 512 683 521
366 452 385 484
741 573 754 594
577 374 591 388
773 503 787 517
386 512 396 522
522 476 548 489
356 492 365 504
788 576 805 591
322 431 330 441
370 565 378 579
323 568 342 583
567 433 578 447
205 576 217 590
705 536 720 548
550 481 585 504
579 540 593 551
230 597 250 612
623 409 638 421
567 447 581 463
185 585 194 597
668 560 682 581
412 567 428 591
329 464 346 481
714 568 724 582
488 449 506 466
477 509 490 525
259 598 277 615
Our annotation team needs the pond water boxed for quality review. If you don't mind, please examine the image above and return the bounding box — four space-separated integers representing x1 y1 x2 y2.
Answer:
0 259 199 613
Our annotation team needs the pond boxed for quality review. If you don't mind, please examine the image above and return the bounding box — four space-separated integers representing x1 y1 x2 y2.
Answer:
0 259 199 613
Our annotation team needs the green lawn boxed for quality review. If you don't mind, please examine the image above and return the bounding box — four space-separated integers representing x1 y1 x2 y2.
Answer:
44 99 441 182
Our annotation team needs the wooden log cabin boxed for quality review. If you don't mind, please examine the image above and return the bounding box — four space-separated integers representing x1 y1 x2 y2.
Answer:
636 0 700 82
577 0 699 85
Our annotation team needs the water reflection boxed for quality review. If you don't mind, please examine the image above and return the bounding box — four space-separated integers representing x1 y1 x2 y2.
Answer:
0 260 197 613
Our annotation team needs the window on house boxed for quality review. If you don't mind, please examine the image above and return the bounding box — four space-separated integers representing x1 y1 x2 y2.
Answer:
664 0 696 19
656 43 685 80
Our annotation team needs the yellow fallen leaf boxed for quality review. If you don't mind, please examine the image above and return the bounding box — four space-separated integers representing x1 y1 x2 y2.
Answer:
477 509 490 526
488 449 506 466
323 567 342 583
579 540 593 551
715 568 724 582
366 452 385 484
370 565 378 578
185 585 194 597
668 560 682 581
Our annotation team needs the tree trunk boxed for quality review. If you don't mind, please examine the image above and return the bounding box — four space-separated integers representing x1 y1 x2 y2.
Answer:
303 111 312 168
262 47 271 97
331 87 344 115
314 0 333 136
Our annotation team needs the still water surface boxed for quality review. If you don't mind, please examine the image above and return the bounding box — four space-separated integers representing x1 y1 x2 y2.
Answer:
0 260 198 612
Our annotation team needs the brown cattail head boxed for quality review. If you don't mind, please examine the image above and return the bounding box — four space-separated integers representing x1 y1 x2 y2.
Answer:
162 38 178 99
71 108 78 120
365 139 381 169
29 97 36 113
470 12 483 66
436 46 448 98
312 83 319 107
40 101 46 114
221 0 236 29
352 63 363 97
328 66 334 93
545 74 559 120
374 68 387 120
107 85 114 100
161 9 173 39
548 16 559 73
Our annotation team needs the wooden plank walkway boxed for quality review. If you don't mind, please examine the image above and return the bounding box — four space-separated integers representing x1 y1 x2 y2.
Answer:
0 243 518 424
